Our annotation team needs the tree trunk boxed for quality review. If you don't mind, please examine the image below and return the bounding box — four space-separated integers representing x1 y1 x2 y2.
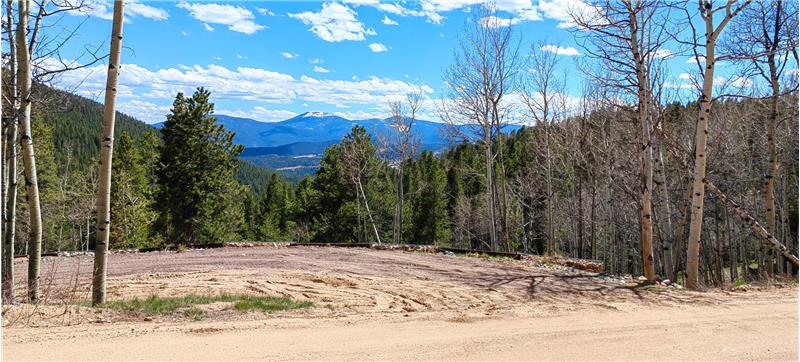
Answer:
92 0 124 306
706 180 799 267
628 7 655 282
686 15 717 290
762 52 780 276
653 131 674 280
484 133 498 252
2 0 18 304
16 0 43 302
357 179 382 245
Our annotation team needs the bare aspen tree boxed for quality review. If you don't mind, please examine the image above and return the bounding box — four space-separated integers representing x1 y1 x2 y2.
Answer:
387 91 422 245
521 40 565 255
439 5 518 251
341 127 382 245
16 0 46 302
572 0 670 281
2 0 19 304
91 0 124 306
684 0 751 290
721 0 798 276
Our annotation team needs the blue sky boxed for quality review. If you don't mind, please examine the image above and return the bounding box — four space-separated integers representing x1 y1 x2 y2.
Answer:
39 1 778 124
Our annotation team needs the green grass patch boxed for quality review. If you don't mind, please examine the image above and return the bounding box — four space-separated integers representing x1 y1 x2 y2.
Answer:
93 294 311 317
233 295 313 312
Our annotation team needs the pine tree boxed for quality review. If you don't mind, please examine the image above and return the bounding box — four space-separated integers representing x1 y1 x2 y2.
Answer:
110 132 157 249
155 88 244 245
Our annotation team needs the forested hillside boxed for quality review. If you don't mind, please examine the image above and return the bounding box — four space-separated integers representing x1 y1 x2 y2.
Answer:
8 85 276 253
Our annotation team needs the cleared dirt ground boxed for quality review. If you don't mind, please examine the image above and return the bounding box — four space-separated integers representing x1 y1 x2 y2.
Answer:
2 245 798 361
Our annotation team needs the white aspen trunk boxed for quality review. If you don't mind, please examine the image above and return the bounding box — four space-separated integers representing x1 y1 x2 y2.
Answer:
92 0 124 305
686 8 717 290
629 7 655 282
357 179 381 245
484 130 498 251
2 0 18 304
706 180 799 267
16 0 44 302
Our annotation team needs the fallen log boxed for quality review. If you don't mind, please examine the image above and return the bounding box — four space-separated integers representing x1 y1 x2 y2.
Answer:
706 180 799 267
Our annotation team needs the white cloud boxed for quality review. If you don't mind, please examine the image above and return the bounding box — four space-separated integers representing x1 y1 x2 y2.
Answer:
686 55 706 64
678 73 691 80
255 7 275 16
368 43 389 53
46 60 434 123
714 76 753 88
651 48 673 59
288 2 375 42
281 52 300 59
180 30 189 36
313 66 331 73
382 15 399 25
540 45 581 56
178 2 265 34
203 23 215 32
236 54 247 60
309 58 324 64
117 99 171 123
79 0 169 21
539 0 598 28
221 106 298 122
480 16 520 28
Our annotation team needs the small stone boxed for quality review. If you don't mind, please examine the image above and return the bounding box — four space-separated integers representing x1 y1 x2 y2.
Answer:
662 279 671 285
143 316 153 321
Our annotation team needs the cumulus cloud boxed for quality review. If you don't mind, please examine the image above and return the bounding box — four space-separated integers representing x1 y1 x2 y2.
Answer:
313 66 331 73
47 59 433 123
540 45 581 56
221 106 298 122
177 2 265 34
539 0 598 28
288 2 376 42
309 58 324 64
368 43 389 52
281 52 300 59
79 0 169 21
203 23 215 32
382 15 399 25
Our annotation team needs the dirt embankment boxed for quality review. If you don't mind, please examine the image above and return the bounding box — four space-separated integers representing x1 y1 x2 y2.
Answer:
3 246 798 361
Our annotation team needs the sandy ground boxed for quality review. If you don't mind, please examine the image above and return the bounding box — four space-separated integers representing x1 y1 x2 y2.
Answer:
2 246 798 361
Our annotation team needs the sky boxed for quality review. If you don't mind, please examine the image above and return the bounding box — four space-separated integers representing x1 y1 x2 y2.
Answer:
32 0 779 124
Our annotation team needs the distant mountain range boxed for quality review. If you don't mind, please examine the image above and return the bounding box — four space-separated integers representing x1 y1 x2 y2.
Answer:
156 111 522 177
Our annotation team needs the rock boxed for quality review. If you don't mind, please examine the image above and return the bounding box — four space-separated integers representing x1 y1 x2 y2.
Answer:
143 316 153 322
636 275 647 281
662 279 671 285
673 284 683 289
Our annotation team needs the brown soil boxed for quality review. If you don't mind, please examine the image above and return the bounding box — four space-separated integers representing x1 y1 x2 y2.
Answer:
2 246 797 361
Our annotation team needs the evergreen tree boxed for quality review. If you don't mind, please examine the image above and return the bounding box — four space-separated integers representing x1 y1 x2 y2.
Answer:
155 88 244 245
110 132 157 249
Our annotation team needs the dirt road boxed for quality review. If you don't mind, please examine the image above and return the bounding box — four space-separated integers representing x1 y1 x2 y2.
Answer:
3 246 798 360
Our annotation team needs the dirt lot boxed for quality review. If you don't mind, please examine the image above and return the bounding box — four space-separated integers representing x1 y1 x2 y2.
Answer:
2 245 798 361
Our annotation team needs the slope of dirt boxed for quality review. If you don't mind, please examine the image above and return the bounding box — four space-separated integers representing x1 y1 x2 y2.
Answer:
2 246 798 360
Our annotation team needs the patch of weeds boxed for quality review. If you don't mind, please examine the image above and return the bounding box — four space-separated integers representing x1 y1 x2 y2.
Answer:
183 308 207 321
175 244 188 253
92 294 311 317
733 278 746 287
233 295 313 313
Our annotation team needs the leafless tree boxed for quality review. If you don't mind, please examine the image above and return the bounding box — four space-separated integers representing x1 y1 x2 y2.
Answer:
439 4 520 251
